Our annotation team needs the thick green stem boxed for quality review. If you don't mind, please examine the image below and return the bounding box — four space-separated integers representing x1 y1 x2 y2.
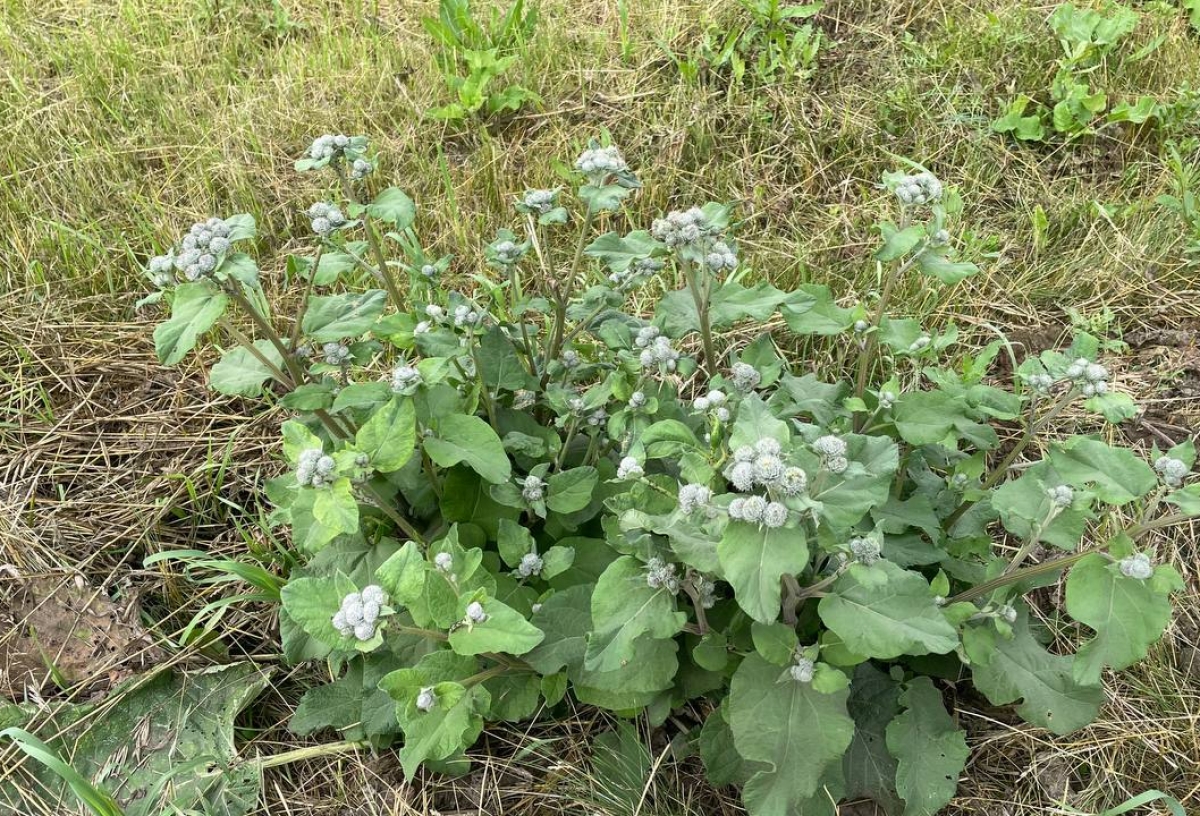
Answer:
256 740 365 770
333 163 405 310
225 285 306 385
852 246 923 430
684 259 718 377
220 319 292 388
289 245 322 350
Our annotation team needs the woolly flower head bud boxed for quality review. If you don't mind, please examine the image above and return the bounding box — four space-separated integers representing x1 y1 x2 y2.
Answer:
1155 456 1189 487
779 467 808 496
416 687 437 712
645 557 679 593
465 601 488 624
894 171 943 207
517 552 543 579
998 604 1018 624
322 342 351 366
560 350 581 370
617 456 644 480
753 454 786 486
307 202 347 236
1066 359 1109 397
849 536 881 566
1119 552 1154 581
704 241 738 273
331 585 385 641
420 263 440 280
853 319 870 334
727 461 756 492
147 254 175 287
790 657 815 683
1025 373 1054 394
813 435 847 459
693 575 718 609
522 474 546 502
587 408 608 427
390 365 422 394
1046 485 1074 508
639 336 680 372
628 391 646 409
678 483 714 515
730 495 768 523
307 134 344 160
908 336 931 353
434 551 453 573
575 145 628 178
733 445 756 463
609 257 663 290
761 501 789 529
296 448 336 488
931 228 950 245
730 362 761 392
878 390 897 409
651 207 713 248
826 456 849 474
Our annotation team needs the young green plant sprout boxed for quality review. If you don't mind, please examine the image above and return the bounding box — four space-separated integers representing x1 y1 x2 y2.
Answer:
141 135 1198 816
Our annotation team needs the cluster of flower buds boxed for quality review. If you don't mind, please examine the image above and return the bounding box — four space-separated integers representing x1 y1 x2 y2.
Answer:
296 448 336 488
464 601 489 624
516 552 543 579
575 145 628 179
420 263 440 280
812 435 849 474
391 364 422 394
1063 358 1109 397
322 342 351 366
678 483 715 516
1154 456 1189 488
518 189 558 215
617 456 644 480
878 390 897 409
730 362 761 392
332 585 385 641
586 407 608 428
704 241 738 273
651 207 715 248
727 438 787 492
692 388 731 422
522 475 546 502
1119 552 1154 580
453 304 483 328
307 202 347 236
1025 373 1054 394
308 134 352 161
908 335 931 353
174 218 233 281
931 228 950 245
609 257 663 290
692 575 718 608
789 656 815 683
728 495 789 528
416 686 437 712
491 239 526 266
628 390 647 410
636 327 680 372
146 255 175 288
853 319 870 334
434 551 454 573
645 557 680 593
1046 485 1074 508
349 157 374 180
560 350 581 370
894 171 943 206
997 604 1018 624
848 536 881 566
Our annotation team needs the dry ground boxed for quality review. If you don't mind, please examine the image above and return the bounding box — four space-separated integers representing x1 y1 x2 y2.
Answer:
1 0 1199 813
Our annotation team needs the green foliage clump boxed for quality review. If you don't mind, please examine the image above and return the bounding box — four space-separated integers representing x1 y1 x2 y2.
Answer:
139 133 1197 816
992 2 1195 141
672 0 826 85
423 0 540 122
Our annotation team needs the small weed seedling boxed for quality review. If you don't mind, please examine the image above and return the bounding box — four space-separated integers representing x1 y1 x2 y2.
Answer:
672 0 825 86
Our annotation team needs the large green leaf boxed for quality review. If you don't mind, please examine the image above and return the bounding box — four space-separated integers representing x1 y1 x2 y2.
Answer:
368 187 416 229
728 654 854 816
447 596 545 656
546 466 598 513
154 281 228 365
1065 553 1181 685
1048 437 1157 505
355 396 416 472
397 682 490 778
209 340 282 396
718 521 808 624
301 290 387 341
885 677 969 816
584 556 686 671
818 562 958 659
966 609 1103 735
525 585 592 675
424 413 512 484
841 664 902 814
